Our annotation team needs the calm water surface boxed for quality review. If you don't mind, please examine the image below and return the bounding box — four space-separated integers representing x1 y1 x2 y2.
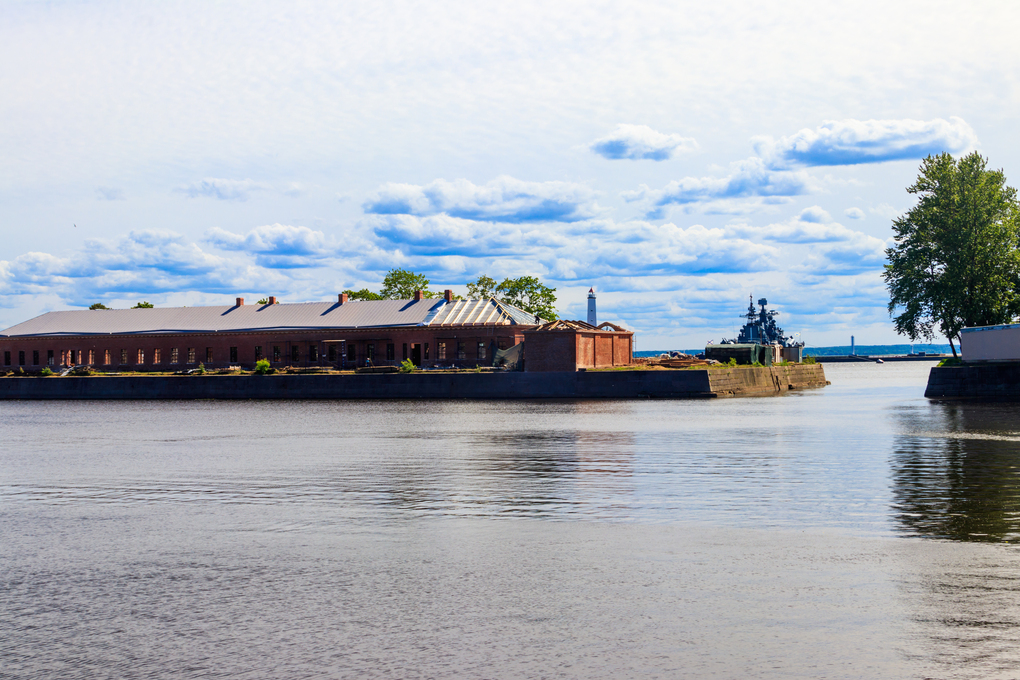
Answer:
3 362 1020 679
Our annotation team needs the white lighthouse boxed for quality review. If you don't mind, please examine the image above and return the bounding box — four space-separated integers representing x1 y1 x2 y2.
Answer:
587 288 597 326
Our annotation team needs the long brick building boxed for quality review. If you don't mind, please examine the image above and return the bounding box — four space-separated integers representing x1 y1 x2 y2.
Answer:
0 290 544 371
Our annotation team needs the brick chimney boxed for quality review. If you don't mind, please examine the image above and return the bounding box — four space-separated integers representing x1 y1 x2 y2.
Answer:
444 289 453 302
268 296 276 305
339 292 349 304
236 297 244 307
413 290 424 301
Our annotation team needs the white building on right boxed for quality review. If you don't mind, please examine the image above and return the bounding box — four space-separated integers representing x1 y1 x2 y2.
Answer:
960 323 1020 361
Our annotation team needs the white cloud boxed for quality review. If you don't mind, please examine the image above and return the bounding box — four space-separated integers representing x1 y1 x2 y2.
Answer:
207 224 339 269
844 207 865 220
179 178 269 201
363 175 606 223
754 117 978 168
96 186 125 201
589 124 698 161
625 157 816 218
370 214 776 277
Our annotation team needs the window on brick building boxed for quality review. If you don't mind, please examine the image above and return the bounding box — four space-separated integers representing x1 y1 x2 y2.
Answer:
402 343 408 361
70 350 78 365
4 351 10 366
291 345 299 362
120 349 128 365
19 350 25 366
206 348 214 363
424 343 429 361
347 343 356 361
456 341 466 360
102 350 109 365
137 349 145 364
327 344 336 362
273 346 281 362
255 346 263 361
48 350 55 366
438 342 446 360
32 350 39 365
230 347 238 363
310 345 318 361
154 348 162 363
187 348 196 364
170 348 179 364
477 342 486 360
88 350 95 365
386 343 395 361
498 341 507 350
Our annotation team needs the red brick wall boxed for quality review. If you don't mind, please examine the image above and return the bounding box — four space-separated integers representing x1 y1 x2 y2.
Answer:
523 329 634 372
0 326 523 372
522 332 577 372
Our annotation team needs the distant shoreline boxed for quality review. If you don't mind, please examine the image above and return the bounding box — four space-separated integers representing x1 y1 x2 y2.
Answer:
636 344 953 358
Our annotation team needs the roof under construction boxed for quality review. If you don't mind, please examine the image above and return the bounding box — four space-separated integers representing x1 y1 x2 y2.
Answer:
0 297 541 338
529 319 629 332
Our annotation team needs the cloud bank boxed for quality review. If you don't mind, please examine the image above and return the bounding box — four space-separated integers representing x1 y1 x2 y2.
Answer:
625 157 814 218
590 124 698 161
179 178 269 201
364 176 605 223
755 117 978 168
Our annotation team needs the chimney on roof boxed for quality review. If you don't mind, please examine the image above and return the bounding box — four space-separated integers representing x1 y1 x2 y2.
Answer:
236 297 244 307
414 290 424 301
268 296 276 305
339 292 349 304
444 289 453 302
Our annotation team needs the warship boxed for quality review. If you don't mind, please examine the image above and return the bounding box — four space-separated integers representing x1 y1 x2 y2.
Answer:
721 296 803 348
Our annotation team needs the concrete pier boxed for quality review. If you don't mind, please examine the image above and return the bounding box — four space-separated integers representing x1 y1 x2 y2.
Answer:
0 365 827 400
926 363 1020 400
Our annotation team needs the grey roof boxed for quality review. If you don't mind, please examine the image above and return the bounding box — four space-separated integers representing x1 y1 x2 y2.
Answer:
0 298 540 338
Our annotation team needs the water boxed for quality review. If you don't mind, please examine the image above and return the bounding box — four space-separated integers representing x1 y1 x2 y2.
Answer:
3 362 1020 678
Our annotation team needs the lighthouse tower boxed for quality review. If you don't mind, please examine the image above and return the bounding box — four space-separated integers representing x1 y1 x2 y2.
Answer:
587 288 597 326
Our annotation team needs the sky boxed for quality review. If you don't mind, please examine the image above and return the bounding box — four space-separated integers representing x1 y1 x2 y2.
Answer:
1 0 1018 348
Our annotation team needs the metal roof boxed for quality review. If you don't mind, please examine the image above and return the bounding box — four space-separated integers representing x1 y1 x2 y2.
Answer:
0 298 539 338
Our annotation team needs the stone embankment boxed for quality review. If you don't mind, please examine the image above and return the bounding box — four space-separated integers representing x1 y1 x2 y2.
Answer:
925 363 1020 399
0 364 828 400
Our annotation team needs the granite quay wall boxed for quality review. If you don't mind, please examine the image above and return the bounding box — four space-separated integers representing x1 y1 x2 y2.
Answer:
0 365 827 400
925 364 1020 399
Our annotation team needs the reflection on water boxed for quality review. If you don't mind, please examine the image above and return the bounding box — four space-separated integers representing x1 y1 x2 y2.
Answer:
891 402 1020 542
6 363 1020 678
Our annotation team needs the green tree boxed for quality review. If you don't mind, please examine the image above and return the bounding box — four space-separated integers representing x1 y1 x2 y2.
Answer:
342 288 385 301
380 269 436 299
88 303 109 310
496 276 558 320
466 275 498 298
884 152 1020 357
132 301 154 308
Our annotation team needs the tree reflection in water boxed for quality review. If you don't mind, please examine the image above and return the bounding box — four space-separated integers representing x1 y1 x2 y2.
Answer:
891 402 1020 542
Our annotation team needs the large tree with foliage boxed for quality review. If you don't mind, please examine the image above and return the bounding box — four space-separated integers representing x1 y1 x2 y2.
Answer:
342 288 384 301
466 274 558 320
380 269 437 299
884 152 1020 357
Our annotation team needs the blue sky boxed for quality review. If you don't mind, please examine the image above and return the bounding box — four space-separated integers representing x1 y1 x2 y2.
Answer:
1 1 1018 347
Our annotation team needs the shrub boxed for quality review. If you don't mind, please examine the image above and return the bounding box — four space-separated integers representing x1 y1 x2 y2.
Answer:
254 359 274 375
399 359 416 373
70 366 93 376
802 356 817 365
727 358 737 367
39 367 54 376
195 363 206 374
751 360 763 368
938 357 963 367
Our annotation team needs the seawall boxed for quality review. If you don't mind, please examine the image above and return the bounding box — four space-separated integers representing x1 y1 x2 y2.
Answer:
926 364 1020 400
0 364 827 400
